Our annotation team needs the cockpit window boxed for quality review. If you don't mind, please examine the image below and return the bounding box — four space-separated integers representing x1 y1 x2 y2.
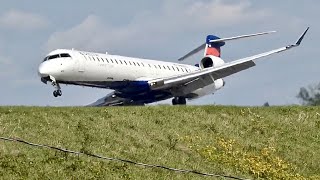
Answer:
48 54 60 60
60 53 71 58
43 53 72 62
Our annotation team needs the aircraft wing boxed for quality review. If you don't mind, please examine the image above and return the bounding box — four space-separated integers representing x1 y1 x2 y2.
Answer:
149 28 309 94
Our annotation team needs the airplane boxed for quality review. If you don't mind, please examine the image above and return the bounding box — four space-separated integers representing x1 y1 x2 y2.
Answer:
38 27 309 106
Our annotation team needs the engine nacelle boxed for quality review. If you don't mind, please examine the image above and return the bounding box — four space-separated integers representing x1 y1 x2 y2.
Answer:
214 79 225 90
200 55 225 69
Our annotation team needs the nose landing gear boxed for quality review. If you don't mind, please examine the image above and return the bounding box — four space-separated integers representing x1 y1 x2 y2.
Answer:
53 89 62 97
49 75 62 97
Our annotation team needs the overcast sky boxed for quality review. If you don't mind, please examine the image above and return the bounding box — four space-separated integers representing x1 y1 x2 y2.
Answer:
0 0 318 106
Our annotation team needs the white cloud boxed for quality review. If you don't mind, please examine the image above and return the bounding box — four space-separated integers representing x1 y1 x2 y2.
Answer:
0 10 49 30
46 15 108 51
158 0 269 31
46 0 270 53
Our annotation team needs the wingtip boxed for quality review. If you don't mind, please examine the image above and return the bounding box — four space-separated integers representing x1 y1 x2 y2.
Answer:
296 27 310 45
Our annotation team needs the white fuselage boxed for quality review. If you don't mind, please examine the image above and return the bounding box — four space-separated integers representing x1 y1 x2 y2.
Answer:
38 49 221 103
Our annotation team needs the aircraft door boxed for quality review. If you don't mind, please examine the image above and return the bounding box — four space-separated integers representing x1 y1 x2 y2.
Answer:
76 53 85 73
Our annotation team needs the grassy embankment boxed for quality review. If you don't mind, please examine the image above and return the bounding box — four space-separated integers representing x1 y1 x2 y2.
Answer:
0 106 319 179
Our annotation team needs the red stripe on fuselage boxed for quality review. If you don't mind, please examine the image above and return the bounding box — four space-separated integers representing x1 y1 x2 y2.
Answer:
206 47 221 57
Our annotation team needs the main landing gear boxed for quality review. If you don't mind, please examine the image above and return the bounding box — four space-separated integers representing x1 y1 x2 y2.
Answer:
50 75 62 97
172 97 186 105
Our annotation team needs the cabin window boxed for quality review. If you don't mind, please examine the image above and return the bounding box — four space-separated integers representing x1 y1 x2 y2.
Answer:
167 66 170 70
148 64 151 67
124 61 127 65
110 59 113 63
119 60 123 64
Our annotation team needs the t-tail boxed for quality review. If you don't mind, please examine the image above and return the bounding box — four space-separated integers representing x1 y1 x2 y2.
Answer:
178 30 276 61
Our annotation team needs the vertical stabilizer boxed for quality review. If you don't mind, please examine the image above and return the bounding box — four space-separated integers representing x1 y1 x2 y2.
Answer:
205 35 226 57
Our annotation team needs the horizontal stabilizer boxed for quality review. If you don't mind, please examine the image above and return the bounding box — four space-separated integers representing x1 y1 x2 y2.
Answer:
209 31 276 43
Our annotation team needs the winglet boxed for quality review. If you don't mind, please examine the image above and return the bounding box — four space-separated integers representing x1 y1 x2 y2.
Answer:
295 27 309 46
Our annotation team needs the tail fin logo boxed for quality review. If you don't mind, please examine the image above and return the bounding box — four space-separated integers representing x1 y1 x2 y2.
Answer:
205 35 225 57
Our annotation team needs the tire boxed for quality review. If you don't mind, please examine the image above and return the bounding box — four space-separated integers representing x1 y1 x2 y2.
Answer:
178 97 186 105
172 97 186 105
172 98 178 105
57 90 62 96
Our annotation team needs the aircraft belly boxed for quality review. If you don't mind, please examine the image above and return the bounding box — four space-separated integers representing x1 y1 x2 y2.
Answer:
187 84 217 100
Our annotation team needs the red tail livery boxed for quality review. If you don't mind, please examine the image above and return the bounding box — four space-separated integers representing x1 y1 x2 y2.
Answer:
205 35 226 57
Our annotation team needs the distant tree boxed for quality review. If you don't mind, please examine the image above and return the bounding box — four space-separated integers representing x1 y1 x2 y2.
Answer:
263 102 270 107
297 83 320 106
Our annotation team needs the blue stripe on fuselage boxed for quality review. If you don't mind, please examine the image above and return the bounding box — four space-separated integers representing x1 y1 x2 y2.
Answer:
58 80 150 93
58 80 172 104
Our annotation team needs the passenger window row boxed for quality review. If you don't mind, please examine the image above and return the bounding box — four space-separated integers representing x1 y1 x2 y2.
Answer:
79 52 191 73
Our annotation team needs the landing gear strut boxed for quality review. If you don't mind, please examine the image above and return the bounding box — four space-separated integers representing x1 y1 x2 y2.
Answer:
172 97 186 105
50 75 62 97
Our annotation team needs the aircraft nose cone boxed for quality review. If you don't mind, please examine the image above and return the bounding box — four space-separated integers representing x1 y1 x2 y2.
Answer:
38 63 49 77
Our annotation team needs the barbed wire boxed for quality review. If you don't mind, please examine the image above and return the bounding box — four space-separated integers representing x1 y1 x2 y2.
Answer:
0 137 250 180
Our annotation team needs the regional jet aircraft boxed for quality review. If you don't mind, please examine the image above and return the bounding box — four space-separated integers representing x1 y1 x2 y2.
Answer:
38 28 309 106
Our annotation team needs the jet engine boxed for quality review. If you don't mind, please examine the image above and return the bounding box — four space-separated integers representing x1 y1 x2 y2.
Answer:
213 78 225 90
200 55 226 91
200 55 225 69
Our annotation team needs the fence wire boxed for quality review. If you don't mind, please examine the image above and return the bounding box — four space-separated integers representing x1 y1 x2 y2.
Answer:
0 137 250 180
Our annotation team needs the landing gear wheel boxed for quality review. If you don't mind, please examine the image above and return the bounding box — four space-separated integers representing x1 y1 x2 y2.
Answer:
172 98 177 105
172 97 186 105
53 91 58 97
53 90 62 97
179 97 186 105
57 90 62 96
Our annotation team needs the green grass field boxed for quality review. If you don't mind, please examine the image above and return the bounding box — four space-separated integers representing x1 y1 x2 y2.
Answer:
0 106 319 179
